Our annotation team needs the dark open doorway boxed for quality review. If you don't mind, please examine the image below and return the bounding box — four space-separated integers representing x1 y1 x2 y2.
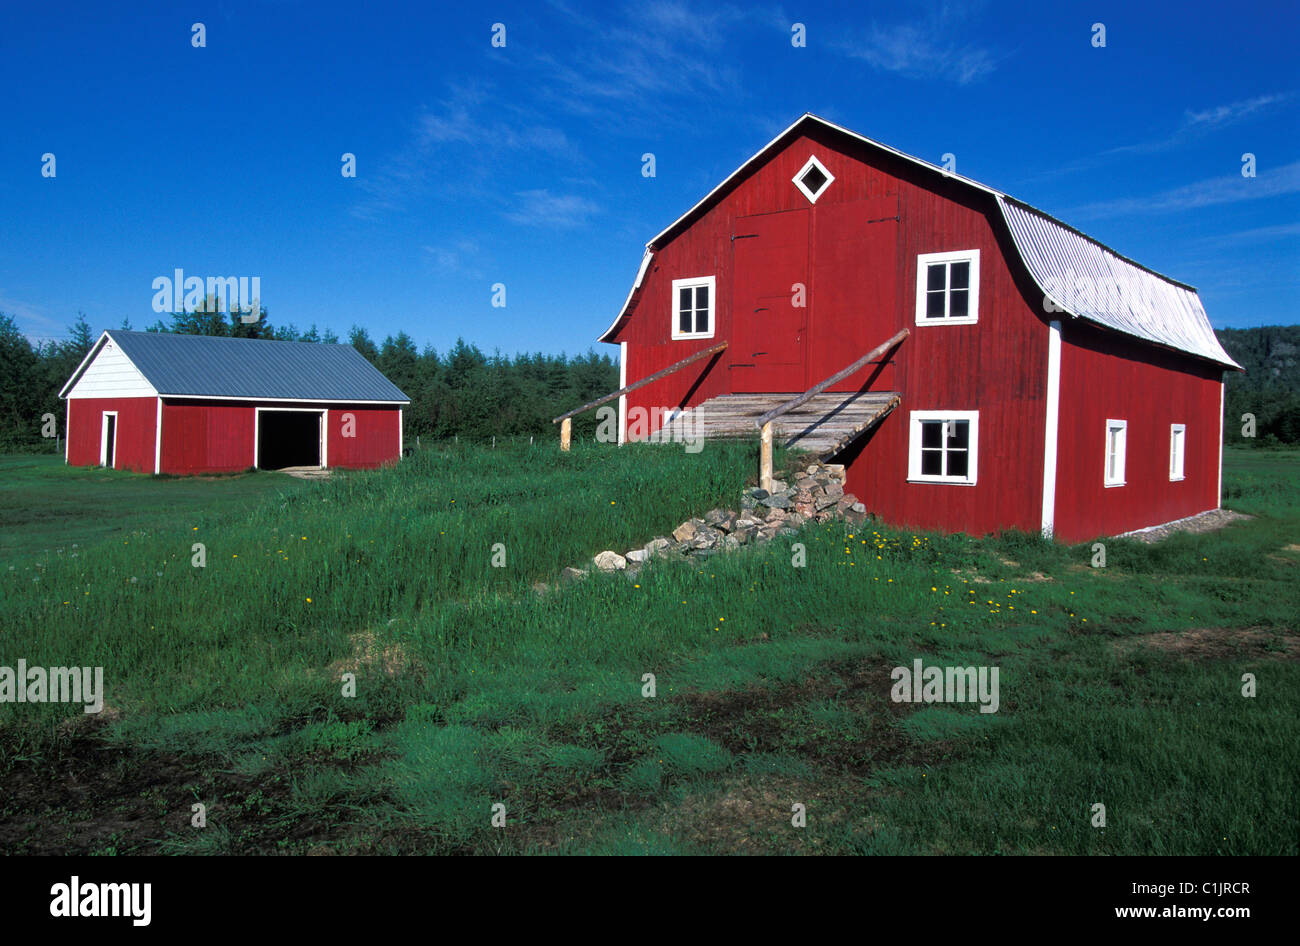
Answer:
100 412 116 468
257 410 322 470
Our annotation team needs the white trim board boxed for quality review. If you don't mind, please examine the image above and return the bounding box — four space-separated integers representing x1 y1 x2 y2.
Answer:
156 394 408 406
618 342 628 446
1217 381 1225 509
1041 320 1062 537
154 397 162 475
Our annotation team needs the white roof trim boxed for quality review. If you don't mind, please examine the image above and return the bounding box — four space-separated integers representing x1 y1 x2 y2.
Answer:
157 394 409 405
598 248 654 343
601 112 1239 368
998 197 1240 368
57 331 115 399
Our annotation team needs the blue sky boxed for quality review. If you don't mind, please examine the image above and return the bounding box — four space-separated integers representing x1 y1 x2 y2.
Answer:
2 0 1297 356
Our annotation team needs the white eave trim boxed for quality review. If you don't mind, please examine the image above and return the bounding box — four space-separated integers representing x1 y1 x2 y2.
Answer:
598 249 654 343
155 393 409 405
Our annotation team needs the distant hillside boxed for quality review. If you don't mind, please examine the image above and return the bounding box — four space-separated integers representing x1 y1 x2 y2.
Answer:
1218 325 1300 443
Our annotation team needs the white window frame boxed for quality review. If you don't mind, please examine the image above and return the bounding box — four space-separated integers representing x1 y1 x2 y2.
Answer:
908 410 979 485
99 410 118 468
915 249 980 326
1104 419 1127 487
792 154 835 204
1169 423 1186 481
670 275 716 340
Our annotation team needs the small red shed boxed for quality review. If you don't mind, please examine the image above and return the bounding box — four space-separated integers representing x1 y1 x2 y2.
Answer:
600 114 1242 542
59 331 409 475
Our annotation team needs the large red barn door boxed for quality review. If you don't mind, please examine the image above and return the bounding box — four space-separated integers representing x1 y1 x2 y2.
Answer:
731 209 809 393
809 196 899 391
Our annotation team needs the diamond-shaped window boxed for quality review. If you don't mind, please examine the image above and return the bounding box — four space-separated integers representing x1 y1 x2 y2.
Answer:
793 155 834 203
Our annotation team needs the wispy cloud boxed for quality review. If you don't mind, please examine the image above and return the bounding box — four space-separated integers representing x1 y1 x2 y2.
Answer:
351 83 577 220
1068 160 1300 219
1103 92 1296 158
503 189 601 229
422 239 484 278
834 3 1000 84
841 24 996 84
1185 93 1294 129
535 0 749 117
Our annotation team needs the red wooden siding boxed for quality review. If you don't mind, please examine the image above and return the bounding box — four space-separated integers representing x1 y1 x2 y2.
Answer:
157 400 402 474
1052 323 1223 543
843 159 1048 536
66 397 157 472
159 400 255 473
326 405 402 469
613 126 1049 535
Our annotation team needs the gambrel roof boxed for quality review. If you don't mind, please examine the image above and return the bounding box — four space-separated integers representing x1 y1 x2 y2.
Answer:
601 113 1240 370
59 330 410 403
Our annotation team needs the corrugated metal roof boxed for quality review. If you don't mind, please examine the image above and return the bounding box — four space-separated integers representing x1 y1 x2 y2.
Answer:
998 198 1240 368
81 331 410 403
601 113 1241 369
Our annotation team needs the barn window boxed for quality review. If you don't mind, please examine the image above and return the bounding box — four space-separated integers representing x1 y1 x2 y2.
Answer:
1104 419 1127 487
908 410 979 484
1169 424 1186 481
915 250 980 325
792 155 835 204
671 276 716 340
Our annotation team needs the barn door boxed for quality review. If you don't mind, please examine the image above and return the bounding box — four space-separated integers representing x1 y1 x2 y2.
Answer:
808 196 899 391
100 412 117 468
730 209 809 393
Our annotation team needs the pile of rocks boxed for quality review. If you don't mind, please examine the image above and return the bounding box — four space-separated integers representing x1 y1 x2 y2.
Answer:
567 462 868 581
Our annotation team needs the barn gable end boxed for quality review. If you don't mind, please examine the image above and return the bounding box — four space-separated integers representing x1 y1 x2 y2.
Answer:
61 335 157 399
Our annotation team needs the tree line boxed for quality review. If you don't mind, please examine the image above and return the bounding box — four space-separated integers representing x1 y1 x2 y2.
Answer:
3 310 1297 453
0 307 618 452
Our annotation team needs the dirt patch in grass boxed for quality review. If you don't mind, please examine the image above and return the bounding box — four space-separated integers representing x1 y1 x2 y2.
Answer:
1116 626 1300 661
676 659 958 773
329 630 416 678
0 729 413 855
652 774 862 854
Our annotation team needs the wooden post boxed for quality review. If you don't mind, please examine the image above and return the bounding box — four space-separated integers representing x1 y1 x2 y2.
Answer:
560 417 572 452
760 421 773 492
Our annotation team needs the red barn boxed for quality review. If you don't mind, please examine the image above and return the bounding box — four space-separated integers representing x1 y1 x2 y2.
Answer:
59 331 409 475
600 114 1242 543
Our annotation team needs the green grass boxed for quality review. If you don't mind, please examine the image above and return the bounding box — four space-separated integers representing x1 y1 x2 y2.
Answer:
0 444 1296 855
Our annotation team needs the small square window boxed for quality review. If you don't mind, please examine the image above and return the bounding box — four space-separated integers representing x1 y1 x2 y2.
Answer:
909 411 979 485
792 155 835 203
671 276 716 340
915 250 980 325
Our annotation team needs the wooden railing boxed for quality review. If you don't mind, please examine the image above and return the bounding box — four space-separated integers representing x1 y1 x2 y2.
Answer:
754 328 909 490
551 341 727 450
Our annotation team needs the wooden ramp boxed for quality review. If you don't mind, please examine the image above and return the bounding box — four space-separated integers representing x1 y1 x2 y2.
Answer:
649 390 900 459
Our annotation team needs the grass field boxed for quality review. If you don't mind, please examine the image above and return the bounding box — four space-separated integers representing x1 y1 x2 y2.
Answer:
0 444 1296 855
